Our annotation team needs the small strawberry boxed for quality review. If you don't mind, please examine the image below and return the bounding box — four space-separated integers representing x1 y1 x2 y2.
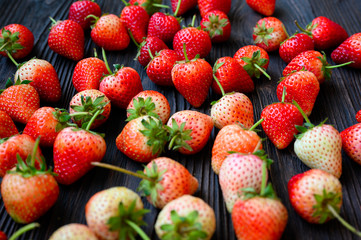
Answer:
126 90 171 124
293 101 342 178
279 30 314 63
68 0 101 30
171 0 197 16
171 44 213 108
85 187 149 240
252 17 287 52
0 110 18 139
331 33 361 69
0 24 34 59
147 12 181 44
88 14 130 51
135 36 168 67
211 119 263 174
277 70 320 116
0 78 40 124
1 138 59 224
166 110 214 155
356 110 361 123
200 10 231 43
48 18 84 61
49 224 98 240
198 0 231 18
234 45 271 79
245 0 276 16
155 195 216 240
129 0 163 15
340 123 361 165
146 49 180 86
0 231 5 240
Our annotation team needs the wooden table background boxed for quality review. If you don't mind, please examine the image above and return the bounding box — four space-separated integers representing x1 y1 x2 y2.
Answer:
0 0 361 239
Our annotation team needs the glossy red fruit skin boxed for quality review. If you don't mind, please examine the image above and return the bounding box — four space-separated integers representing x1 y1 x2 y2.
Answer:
0 110 18 139
200 10 231 43
246 0 276 16
171 0 197 16
68 0 101 30
340 123 361 165
198 0 231 18
279 33 314 63
331 33 361 69
147 12 181 43
0 24 34 59
120 5 149 44
356 110 361 123
138 37 168 67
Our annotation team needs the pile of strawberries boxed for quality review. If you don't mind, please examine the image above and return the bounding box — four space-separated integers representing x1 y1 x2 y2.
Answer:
0 0 361 239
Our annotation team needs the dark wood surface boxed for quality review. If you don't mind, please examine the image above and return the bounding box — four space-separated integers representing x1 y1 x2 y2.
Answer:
1 0 361 239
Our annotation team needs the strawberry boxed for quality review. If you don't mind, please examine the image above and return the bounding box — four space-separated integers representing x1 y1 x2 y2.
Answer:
283 50 353 84
340 123 361 165
331 33 361 69
120 0 149 44
245 0 276 16
116 116 168 162
0 110 18 139
126 90 171 124
171 0 197 16
14 58 62 102
129 0 163 15
146 49 180 86
53 126 106 185
0 24 34 59
293 101 342 178
49 224 98 240
0 78 40 124
135 36 168 67
72 55 110 92
279 31 314 64
23 107 71 147
69 89 111 129
198 0 231 18
85 187 149 240
1 138 59 224
68 0 101 30
356 110 361 123
48 18 84 61
261 88 304 149
166 110 214 155
0 134 43 177
89 14 130 51
147 12 181 43
171 45 213 108
0 231 6 240
234 45 271 79
295 17 348 50
252 17 287 52
277 70 320 116
211 57 254 95
211 120 263 174
200 10 231 43
211 92 254 130
155 195 216 240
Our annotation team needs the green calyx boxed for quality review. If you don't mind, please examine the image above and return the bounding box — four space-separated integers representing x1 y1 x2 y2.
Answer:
139 0 166 15
202 13 228 38
241 50 271 80
126 97 161 122
0 29 24 55
317 51 354 81
107 200 150 240
166 118 193 152
312 189 341 224
253 20 274 46
139 116 169 155
253 150 274 168
160 210 208 240
53 108 76 132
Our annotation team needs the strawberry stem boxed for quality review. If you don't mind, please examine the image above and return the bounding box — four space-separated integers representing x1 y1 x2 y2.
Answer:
121 0 130 6
49 17 57 25
85 109 101 131
125 220 151 240
6 50 19 67
281 86 286 103
191 15 196 27
292 100 311 124
85 14 99 22
101 48 113 75
0 42 9 51
148 46 154 59
183 42 189 62
128 29 140 48
93 48 98 58
282 24 290 39
30 137 41 167
260 160 267 195
327 205 361 237
174 0 182 16
213 75 225 96
248 118 264 132
152 3 169 8
254 63 271 80
9 223 40 240
325 61 354 69
294 20 307 33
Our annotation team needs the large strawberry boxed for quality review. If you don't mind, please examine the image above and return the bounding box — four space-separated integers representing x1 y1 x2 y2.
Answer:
1 138 59 224
279 31 314 63
49 224 98 240
147 12 181 44
331 33 361 69
198 0 231 18
0 24 34 59
245 0 276 16
0 110 18 139
340 123 361 165
135 36 168 67
155 195 216 240
68 0 101 30
171 0 197 16
48 18 84 61
200 10 231 43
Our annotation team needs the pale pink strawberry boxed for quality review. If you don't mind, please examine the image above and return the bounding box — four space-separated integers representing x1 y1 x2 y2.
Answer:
49 224 98 240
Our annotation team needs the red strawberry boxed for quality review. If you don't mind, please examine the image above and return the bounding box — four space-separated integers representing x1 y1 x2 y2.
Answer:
171 0 197 16
356 110 361 123
127 90 171 124
0 231 6 240
331 33 361 69
0 110 18 139
340 123 361 165
0 79 40 124
68 0 101 30
72 56 110 92
0 134 43 177
120 1 149 44
245 0 276 16
1 138 59 224
212 57 254 95
48 19 84 61
53 127 106 185
253 17 287 52
147 12 181 43
166 110 214 155
200 10 231 43
129 0 163 15
146 49 180 86
14 58 62 102
277 70 320 116
135 36 168 67
198 0 231 18
0 24 34 59
279 32 314 63
173 27 212 60
234 45 271 79
49 224 98 240
211 92 254 130
295 17 348 50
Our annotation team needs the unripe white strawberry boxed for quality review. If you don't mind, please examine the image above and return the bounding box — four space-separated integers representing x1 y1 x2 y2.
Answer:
49 224 98 240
